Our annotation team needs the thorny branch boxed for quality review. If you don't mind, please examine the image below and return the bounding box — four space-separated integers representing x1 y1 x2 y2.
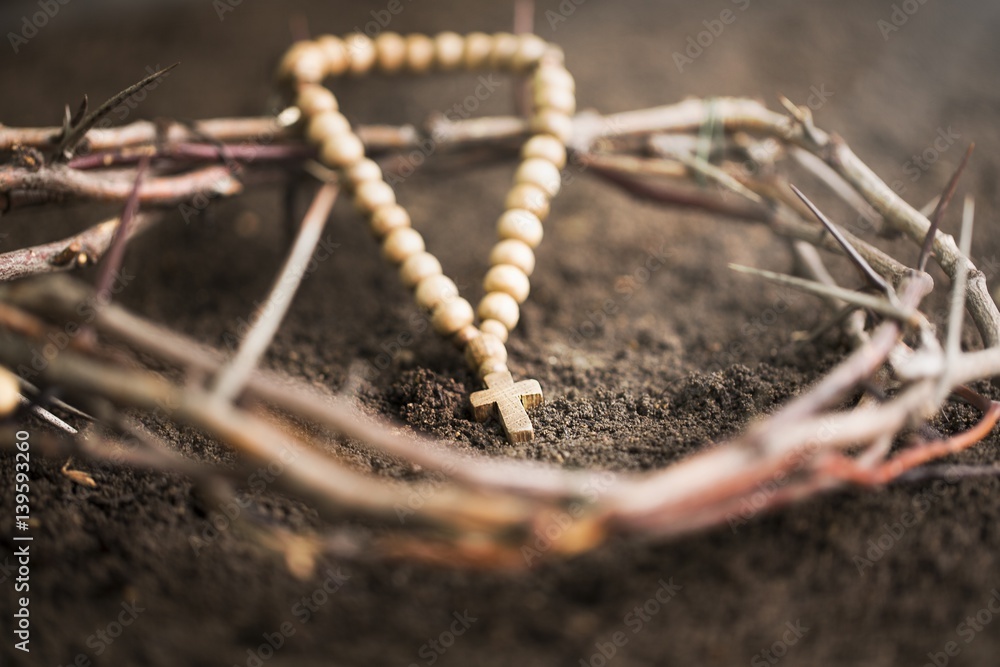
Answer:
2 86 1000 567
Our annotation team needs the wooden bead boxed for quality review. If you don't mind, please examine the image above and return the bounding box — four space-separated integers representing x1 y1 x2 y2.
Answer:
465 331 508 368
432 297 475 336
489 239 535 276
317 36 350 77
515 157 562 197
478 359 509 378
354 180 396 214
512 34 549 71
375 32 407 73
463 32 493 69
382 227 425 264
521 134 567 169
399 251 442 288
406 34 436 73
488 32 520 69
280 41 327 83
484 264 530 303
503 180 550 220
497 210 544 248
320 132 365 168
533 65 575 94
531 109 574 144
478 291 520 330
345 33 377 75
534 85 576 115
369 204 411 237
296 84 338 116
540 44 566 67
434 31 465 70
453 324 481 348
306 110 351 145
416 274 458 311
345 158 382 186
0 366 18 418
479 318 509 343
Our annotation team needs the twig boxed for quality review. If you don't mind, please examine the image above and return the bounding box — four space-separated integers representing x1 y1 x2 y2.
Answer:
728 264 921 326
210 182 339 403
937 197 975 402
0 163 248 207
94 157 149 300
0 212 158 281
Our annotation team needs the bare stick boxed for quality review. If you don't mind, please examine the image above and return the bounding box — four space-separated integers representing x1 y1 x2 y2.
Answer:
94 157 149 300
0 163 246 207
0 212 158 281
938 197 975 402
210 182 339 403
728 264 920 326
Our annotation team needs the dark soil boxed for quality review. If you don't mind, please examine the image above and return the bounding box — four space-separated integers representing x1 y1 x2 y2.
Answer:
2 1 1000 665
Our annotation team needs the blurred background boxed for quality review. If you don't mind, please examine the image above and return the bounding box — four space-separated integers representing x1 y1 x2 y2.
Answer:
2 1 1000 665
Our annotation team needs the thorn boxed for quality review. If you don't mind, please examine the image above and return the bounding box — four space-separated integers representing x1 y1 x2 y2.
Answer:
917 142 974 272
69 95 89 128
790 184 892 297
55 63 180 160
19 395 78 434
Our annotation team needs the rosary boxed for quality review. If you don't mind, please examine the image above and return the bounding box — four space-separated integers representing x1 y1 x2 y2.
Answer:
277 32 575 444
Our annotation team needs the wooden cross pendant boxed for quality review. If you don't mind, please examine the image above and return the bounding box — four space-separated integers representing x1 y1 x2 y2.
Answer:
470 370 543 444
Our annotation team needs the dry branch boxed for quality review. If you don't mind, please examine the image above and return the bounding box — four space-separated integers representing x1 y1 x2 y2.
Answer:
2 91 1000 566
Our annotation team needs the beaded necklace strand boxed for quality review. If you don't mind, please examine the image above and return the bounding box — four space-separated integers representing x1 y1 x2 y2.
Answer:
277 32 575 444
